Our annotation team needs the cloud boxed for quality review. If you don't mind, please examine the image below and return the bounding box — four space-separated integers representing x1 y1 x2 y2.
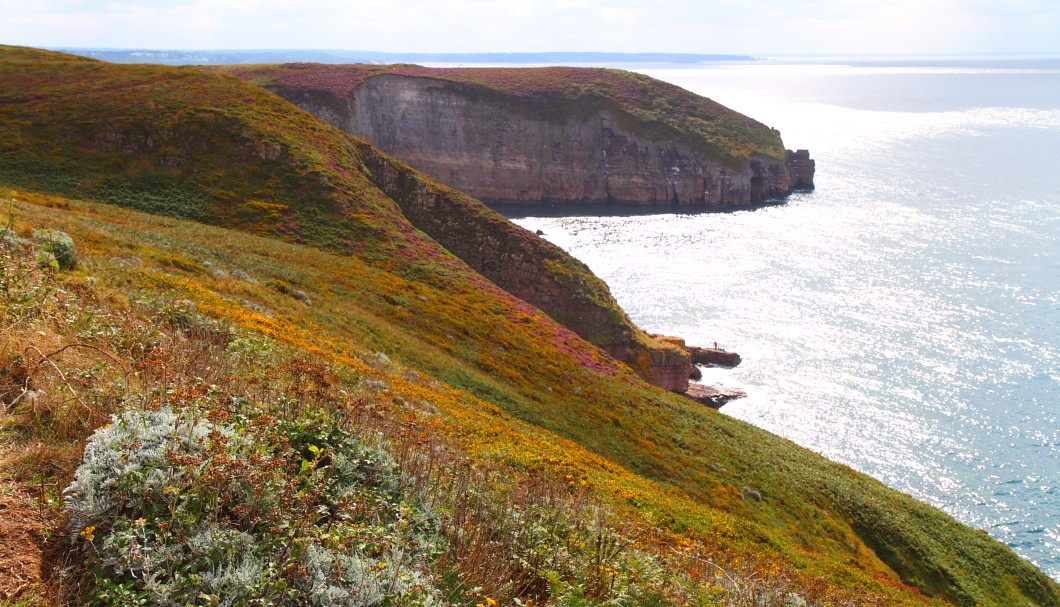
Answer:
0 0 1057 54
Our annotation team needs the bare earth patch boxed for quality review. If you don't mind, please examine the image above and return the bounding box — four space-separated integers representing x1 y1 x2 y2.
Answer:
0 482 46 600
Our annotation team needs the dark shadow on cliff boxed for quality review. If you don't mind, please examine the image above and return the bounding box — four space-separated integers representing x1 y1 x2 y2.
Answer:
489 193 812 220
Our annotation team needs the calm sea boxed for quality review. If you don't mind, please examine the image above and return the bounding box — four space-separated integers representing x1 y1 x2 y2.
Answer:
498 57 1060 580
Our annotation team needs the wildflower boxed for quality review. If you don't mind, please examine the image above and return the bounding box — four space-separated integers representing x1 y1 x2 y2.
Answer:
80 525 96 541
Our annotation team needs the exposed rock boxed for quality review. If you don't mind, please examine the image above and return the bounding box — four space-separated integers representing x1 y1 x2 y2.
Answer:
231 269 255 283
653 335 687 348
684 382 747 409
642 343 692 393
787 149 816 190
345 75 792 205
686 345 742 367
252 67 814 207
636 335 692 393
654 337 745 402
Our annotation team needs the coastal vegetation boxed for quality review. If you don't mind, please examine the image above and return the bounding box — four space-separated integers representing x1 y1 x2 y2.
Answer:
1 46 1057 607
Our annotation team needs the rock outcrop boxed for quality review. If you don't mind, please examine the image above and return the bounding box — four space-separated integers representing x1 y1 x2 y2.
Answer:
684 383 747 408
646 335 746 395
686 345 742 368
233 64 814 207
787 149 816 190
624 342 692 393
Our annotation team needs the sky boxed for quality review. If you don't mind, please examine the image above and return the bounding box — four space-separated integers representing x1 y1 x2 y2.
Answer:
2 0 1058 56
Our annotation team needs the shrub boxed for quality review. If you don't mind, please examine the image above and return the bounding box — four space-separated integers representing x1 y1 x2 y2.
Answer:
1 226 32 249
64 407 446 607
32 228 76 269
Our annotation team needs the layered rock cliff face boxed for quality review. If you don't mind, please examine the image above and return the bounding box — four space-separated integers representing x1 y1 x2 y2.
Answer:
350 75 804 205
246 65 813 207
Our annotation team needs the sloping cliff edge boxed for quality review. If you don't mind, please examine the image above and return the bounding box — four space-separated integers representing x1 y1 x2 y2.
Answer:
0 46 688 392
225 64 815 206
356 142 692 391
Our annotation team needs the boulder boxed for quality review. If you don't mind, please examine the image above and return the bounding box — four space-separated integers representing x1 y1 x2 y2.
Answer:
684 383 747 409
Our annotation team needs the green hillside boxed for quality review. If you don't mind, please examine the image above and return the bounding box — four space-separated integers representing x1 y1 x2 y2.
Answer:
1 46 1057 607
0 44 680 380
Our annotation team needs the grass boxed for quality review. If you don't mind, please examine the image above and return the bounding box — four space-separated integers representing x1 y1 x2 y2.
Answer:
3 189 1057 607
0 45 1057 607
0 44 672 384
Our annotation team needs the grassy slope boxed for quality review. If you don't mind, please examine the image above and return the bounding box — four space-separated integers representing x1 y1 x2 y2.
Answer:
0 46 1057 607
0 44 665 371
221 62 787 165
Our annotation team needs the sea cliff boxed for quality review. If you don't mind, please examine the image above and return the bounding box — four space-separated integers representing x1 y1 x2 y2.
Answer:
228 64 815 206
2 47 1057 607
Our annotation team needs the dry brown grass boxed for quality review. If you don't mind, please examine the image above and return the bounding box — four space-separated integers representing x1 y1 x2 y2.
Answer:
0 228 901 607
0 472 48 604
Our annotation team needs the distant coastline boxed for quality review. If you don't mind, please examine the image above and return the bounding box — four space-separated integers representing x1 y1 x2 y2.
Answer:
52 48 757 66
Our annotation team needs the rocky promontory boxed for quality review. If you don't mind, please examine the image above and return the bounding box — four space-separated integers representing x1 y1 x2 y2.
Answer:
686 344 742 367
226 64 814 207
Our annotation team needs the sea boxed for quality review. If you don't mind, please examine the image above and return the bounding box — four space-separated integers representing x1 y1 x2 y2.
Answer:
493 56 1060 581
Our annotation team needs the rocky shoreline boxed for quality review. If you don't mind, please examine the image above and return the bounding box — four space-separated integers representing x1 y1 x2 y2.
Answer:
650 334 747 407
684 382 747 409
686 344 742 368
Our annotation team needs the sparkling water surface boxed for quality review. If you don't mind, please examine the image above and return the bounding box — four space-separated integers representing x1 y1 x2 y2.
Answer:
500 58 1060 580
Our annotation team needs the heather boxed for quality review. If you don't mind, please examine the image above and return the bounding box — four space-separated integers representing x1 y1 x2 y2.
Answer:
0 46 1057 607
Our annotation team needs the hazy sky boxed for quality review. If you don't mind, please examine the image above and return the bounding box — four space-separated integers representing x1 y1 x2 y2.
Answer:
2 0 1058 56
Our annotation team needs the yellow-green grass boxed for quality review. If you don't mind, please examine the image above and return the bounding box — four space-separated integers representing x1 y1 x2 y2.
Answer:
1 44 1057 607
3 188 1057 607
0 44 658 368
